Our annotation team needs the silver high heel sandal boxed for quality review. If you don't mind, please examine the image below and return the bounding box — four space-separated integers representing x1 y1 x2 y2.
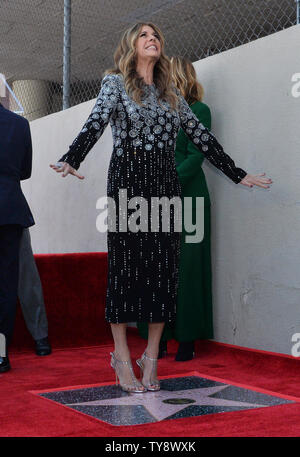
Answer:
136 351 160 391
110 352 147 393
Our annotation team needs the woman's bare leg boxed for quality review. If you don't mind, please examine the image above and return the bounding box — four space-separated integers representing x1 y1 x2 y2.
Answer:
110 323 145 390
110 323 130 360
146 322 165 358
139 322 165 388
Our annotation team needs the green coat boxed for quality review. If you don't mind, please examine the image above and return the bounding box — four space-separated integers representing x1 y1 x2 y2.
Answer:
137 101 214 342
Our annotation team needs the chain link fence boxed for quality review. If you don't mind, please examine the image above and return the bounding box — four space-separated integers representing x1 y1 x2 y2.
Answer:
0 0 298 120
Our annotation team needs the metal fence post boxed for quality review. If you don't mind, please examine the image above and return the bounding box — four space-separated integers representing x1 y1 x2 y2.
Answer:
63 0 71 110
296 0 300 24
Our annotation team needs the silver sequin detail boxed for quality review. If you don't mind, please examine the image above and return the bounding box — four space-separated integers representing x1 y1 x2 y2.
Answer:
58 73 247 324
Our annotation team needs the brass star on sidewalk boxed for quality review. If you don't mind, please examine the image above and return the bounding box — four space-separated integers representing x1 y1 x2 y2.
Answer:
67 384 267 422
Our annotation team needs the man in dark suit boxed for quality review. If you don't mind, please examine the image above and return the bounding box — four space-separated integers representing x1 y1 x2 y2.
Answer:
0 101 35 372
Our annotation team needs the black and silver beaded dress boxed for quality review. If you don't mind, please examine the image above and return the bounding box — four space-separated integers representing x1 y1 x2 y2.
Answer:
58 73 247 324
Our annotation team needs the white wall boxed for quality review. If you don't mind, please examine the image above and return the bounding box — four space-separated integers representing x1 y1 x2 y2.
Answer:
23 97 113 253
22 25 300 355
193 25 300 355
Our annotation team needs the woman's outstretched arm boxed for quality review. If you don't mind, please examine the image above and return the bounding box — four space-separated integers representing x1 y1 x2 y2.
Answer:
50 73 120 178
176 102 211 188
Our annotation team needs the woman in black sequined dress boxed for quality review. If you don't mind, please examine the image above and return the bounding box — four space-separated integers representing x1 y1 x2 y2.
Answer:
50 23 272 393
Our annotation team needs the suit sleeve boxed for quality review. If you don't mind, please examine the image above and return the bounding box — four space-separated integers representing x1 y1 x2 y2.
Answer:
58 74 120 170
21 119 32 181
177 94 247 184
176 103 212 188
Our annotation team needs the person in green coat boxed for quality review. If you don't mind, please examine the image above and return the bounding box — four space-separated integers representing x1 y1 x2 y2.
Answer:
137 56 214 360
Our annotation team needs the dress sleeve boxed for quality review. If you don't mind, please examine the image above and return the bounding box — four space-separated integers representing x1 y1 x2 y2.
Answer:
177 94 247 184
58 74 120 170
176 103 211 187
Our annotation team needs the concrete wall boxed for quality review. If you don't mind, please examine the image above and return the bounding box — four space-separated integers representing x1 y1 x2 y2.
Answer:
192 25 300 356
22 25 300 355
12 80 50 121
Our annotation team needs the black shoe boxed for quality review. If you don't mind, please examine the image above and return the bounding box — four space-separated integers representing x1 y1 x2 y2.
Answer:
0 356 11 373
158 340 167 359
175 341 195 362
35 337 52 356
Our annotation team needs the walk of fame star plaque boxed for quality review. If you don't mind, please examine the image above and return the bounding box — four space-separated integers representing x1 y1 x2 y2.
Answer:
31 372 296 426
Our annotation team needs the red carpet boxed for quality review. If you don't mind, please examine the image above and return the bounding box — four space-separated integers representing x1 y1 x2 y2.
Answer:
3 253 300 437
11 252 111 351
2 333 300 437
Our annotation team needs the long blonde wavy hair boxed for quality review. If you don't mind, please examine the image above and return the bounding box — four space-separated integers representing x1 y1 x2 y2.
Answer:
104 22 179 110
170 56 204 105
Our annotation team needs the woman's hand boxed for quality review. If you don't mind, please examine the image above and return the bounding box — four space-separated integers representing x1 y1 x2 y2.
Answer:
240 173 272 188
49 162 84 179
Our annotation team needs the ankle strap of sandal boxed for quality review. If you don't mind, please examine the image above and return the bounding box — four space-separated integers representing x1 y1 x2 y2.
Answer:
143 351 157 362
110 352 132 365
